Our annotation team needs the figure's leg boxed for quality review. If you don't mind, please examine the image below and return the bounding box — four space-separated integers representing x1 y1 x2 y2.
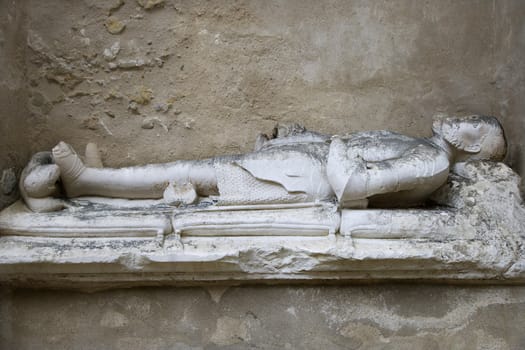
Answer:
52 142 218 199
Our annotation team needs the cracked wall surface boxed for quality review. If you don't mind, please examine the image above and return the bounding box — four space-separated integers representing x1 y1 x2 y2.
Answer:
0 0 30 209
1 0 525 349
2 285 525 350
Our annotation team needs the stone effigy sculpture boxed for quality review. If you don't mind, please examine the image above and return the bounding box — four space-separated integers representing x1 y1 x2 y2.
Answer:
0 114 524 287
19 115 507 212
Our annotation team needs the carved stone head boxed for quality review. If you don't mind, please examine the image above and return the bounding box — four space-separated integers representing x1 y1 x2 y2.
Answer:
432 115 507 161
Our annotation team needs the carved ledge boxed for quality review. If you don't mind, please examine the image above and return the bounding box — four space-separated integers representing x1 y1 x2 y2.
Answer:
0 231 523 289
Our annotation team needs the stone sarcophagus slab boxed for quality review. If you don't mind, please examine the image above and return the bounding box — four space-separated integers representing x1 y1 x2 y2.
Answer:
0 159 524 288
1 117 524 288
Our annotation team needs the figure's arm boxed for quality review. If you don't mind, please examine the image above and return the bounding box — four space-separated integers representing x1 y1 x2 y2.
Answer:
327 138 449 205
364 146 449 196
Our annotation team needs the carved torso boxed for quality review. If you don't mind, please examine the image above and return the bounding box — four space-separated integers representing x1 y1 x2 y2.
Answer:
336 131 451 207
214 130 451 207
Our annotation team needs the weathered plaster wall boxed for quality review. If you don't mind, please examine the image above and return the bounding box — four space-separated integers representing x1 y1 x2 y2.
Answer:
492 1 525 184
1 1 525 349
21 0 525 172
0 0 30 209
2 285 525 350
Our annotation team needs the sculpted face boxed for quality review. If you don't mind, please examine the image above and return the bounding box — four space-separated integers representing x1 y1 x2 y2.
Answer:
434 115 507 161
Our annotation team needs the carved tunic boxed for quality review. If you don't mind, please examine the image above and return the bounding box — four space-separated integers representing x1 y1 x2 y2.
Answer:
214 131 450 208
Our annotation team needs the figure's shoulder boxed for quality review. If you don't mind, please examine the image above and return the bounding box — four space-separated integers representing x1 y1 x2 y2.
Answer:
341 130 418 144
254 122 330 151
336 130 435 161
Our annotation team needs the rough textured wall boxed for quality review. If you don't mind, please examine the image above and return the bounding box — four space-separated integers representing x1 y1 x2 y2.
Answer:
492 1 525 184
0 0 29 209
2 285 525 350
23 0 525 172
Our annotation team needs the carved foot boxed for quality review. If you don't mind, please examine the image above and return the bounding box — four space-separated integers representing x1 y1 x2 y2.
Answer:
19 152 65 212
52 141 87 198
23 163 60 198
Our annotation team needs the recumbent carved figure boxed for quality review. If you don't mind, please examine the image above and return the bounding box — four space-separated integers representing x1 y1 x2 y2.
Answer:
20 115 506 212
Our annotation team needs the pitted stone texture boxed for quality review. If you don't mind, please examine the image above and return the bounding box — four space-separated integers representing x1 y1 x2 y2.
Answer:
2 285 525 350
19 0 525 178
0 1 30 210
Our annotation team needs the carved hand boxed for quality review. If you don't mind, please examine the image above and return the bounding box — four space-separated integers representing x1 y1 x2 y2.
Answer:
327 137 369 204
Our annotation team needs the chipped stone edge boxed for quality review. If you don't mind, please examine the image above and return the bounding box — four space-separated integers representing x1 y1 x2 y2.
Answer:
0 232 524 290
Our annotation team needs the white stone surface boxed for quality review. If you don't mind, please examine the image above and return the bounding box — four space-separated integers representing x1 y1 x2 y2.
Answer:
173 203 340 236
0 200 172 238
341 209 475 239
